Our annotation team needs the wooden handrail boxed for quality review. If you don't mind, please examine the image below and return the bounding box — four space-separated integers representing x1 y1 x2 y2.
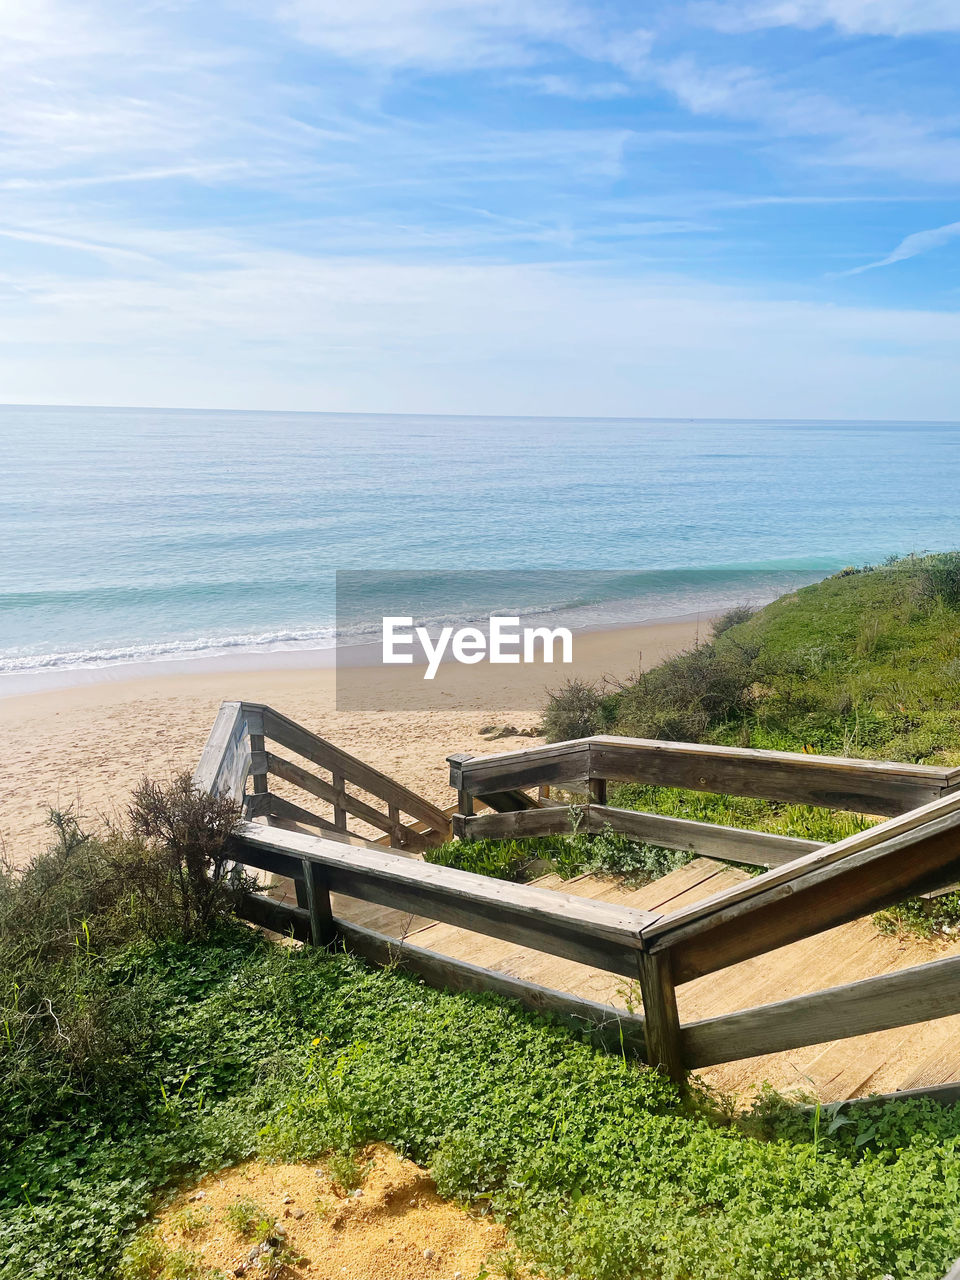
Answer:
450 735 955 816
197 707 960 1092
193 700 451 848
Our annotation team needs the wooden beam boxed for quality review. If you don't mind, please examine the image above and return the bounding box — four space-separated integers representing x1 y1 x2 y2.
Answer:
587 737 949 816
454 803 821 867
636 951 684 1081
648 800 960 984
230 822 658 979
193 701 248 798
682 951 960 1068
585 805 821 867
451 740 592 796
262 705 449 833
302 858 335 946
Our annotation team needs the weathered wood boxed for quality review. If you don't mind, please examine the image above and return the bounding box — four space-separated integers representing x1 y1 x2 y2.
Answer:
265 752 425 843
230 822 659 979
453 740 592 796
682 951 960 1068
587 737 949 816
588 805 820 866
636 951 684 1081
644 789 960 942
193 701 249 798
249 728 269 799
454 805 583 841
455 802 822 867
263 705 449 833
302 858 335 946
267 793 343 833
649 799 960 984
237 891 310 940
331 769 347 833
453 736 950 816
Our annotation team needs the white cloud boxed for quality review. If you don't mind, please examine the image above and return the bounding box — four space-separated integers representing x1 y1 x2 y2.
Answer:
3 248 960 417
267 0 588 69
842 218 960 273
696 0 960 35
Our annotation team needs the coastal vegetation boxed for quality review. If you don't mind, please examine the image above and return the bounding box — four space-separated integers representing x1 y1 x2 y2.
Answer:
5 794 960 1280
7 556 960 1279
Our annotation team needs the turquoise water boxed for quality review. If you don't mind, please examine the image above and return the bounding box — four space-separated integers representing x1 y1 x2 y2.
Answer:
3 406 960 677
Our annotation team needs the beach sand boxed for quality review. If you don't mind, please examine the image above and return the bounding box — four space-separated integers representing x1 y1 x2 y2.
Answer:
0 616 704 865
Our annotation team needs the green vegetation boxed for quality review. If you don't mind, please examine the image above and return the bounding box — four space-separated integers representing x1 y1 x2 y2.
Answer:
544 553 960 763
7 557 960 1278
425 821 696 885
4 783 960 1279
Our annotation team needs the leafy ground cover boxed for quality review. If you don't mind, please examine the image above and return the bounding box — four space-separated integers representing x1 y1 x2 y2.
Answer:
5 802 960 1280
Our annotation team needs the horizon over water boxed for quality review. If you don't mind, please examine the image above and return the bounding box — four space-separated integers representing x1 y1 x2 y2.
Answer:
3 405 960 692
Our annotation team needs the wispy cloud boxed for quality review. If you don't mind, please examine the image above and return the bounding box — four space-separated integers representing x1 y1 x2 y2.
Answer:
841 218 960 273
695 0 960 36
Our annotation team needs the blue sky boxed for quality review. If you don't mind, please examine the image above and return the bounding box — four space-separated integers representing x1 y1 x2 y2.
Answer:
3 0 960 417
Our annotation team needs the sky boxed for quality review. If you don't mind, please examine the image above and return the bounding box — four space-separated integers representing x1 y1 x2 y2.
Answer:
2 0 960 418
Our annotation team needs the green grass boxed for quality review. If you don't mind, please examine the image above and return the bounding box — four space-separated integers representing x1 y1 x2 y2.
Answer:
6 925 960 1279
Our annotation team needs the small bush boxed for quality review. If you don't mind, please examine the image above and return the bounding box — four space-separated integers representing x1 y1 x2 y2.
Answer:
613 642 757 741
541 678 605 742
711 603 756 636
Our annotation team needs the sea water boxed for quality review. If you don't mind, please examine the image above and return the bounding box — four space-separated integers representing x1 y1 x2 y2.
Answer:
3 406 960 681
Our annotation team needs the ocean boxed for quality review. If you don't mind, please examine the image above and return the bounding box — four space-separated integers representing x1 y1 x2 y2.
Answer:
3 405 960 684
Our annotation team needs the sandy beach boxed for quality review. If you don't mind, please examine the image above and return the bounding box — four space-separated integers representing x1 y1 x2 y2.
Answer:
0 615 703 865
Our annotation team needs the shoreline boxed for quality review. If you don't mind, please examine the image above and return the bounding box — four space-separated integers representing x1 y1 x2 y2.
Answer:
0 608 713 700
0 612 706 864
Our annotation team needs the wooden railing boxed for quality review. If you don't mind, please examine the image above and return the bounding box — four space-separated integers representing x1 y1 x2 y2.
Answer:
194 700 451 850
197 709 960 1101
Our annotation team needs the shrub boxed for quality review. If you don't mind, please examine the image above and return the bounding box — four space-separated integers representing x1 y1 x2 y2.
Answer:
541 678 606 742
613 642 757 741
711 603 756 636
127 773 244 936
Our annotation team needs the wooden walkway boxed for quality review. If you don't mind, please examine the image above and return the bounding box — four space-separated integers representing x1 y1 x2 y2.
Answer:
310 855 960 1103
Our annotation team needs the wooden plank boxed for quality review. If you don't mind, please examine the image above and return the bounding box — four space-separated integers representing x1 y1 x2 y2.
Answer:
588 737 949 816
451 740 592 796
587 805 822 867
456 805 582 841
651 803 960 983
452 736 949 813
266 752 394 836
237 891 310 940
456 803 820 867
266 793 343 833
682 951 960 1069
262 705 449 833
642 790 960 949
193 701 247 797
230 822 659 979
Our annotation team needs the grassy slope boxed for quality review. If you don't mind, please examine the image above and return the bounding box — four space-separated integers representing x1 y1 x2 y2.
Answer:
701 559 960 763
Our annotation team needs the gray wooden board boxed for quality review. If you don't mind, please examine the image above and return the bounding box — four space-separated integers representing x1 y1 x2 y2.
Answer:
682 950 960 1067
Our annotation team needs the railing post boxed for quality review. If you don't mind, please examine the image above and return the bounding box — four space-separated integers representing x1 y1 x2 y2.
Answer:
247 708 270 822
301 858 335 946
636 950 685 1083
331 769 348 833
448 753 475 841
588 776 607 805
